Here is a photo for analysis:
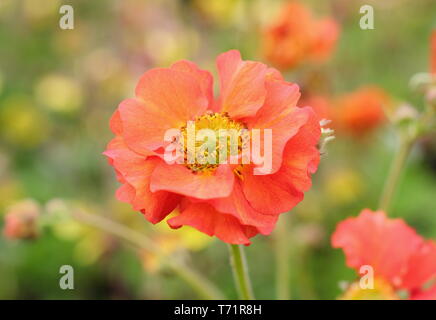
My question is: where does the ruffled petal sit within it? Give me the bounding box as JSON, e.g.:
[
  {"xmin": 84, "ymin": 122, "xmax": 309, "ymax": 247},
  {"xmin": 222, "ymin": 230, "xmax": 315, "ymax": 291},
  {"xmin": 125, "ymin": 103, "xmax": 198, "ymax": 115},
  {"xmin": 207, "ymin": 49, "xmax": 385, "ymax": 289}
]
[
  {"xmin": 150, "ymin": 162, "xmax": 235, "ymax": 200},
  {"xmin": 103, "ymin": 136, "xmax": 180, "ymax": 223},
  {"xmin": 247, "ymin": 89, "xmax": 313, "ymax": 175},
  {"xmin": 216, "ymin": 50, "xmax": 268, "ymax": 119},
  {"xmin": 167, "ymin": 200, "xmax": 258, "ymax": 245},
  {"xmin": 170, "ymin": 60, "xmax": 214, "ymax": 105},
  {"xmin": 249, "ymin": 80, "xmax": 300, "ymax": 125},
  {"xmin": 400, "ymin": 240, "xmax": 436, "ymax": 290},
  {"xmin": 120, "ymin": 67, "xmax": 210, "ymax": 153},
  {"xmin": 332, "ymin": 210, "xmax": 423, "ymax": 286},
  {"xmin": 240, "ymin": 165, "xmax": 304, "ymax": 215},
  {"xmin": 208, "ymin": 179, "xmax": 278, "ymax": 234},
  {"xmin": 241, "ymin": 108, "xmax": 320, "ymax": 214},
  {"xmin": 109, "ymin": 110, "xmax": 123, "ymax": 135},
  {"xmin": 115, "ymin": 183, "xmax": 135, "ymax": 203}
]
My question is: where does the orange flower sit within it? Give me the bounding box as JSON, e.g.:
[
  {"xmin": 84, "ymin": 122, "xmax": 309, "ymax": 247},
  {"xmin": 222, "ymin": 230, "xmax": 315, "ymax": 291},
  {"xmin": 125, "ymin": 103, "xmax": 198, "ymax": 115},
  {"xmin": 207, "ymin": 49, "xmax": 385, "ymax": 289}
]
[
  {"xmin": 262, "ymin": 1, "xmax": 340, "ymax": 71},
  {"xmin": 334, "ymin": 86, "xmax": 389, "ymax": 137},
  {"xmin": 104, "ymin": 50, "xmax": 321, "ymax": 244},
  {"xmin": 332, "ymin": 209, "xmax": 436, "ymax": 300}
]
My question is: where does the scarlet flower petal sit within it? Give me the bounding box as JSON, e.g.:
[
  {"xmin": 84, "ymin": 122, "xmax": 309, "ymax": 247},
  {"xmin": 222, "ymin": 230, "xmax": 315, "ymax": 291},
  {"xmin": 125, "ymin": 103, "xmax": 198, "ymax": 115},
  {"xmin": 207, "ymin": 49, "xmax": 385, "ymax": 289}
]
[
  {"xmin": 216, "ymin": 50, "xmax": 268, "ymax": 119},
  {"xmin": 401, "ymin": 240, "xmax": 436, "ymax": 290},
  {"xmin": 332, "ymin": 210, "xmax": 423, "ymax": 285},
  {"xmin": 208, "ymin": 180, "xmax": 279, "ymax": 234},
  {"xmin": 115, "ymin": 183, "xmax": 135, "ymax": 203},
  {"xmin": 121, "ymin": 67, "xmax": 210, "ymax": 153},
  {"xmin": 104, "ymin": 136, "xmax": 180, "ymax": 223},
  {"xmin": 170, "ymin": 60, "xmax": 214, "ymax": 105},
  {"xmin": 410, "ymin": 285, "xmax": 436, "ymax": 300},
  {"xmin": 251, "ymin": 80, "xmax": 300, "ymax": 123},
  {"xmin": 241, "ymin": 108, "xmax": 320, "ymax": 214},
  {"xmin": 248, "ymin": 94, "xmax": 312, "ymax": 175},
  {"xmin": 167, "ymin": 201, "xmax": 258, "ymax": 245},
  {"xmin": 109, "ymin": 110, "xmax": 123, "ymax": 136},
  {"xmin": 150, "ymin": 162, "xmax": 235, "ymax": 200}
]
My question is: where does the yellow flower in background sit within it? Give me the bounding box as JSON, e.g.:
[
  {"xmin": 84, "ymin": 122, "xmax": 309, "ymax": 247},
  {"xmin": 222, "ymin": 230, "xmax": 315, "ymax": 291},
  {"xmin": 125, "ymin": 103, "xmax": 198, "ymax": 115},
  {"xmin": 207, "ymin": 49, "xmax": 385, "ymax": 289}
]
[
  {"xmin": 340, "ymin": 278, "xmax": 399, "ymax": 300},
  {"xmin": 0, "ymin": 179, "xmax": 23, "ymax": 213},
  {"xmin": 154, "ymin": 212, "xmax": 214, "ymax": 252},
  {"xmin": 193, "ymin": 0, "xmax": 243, "ymax": 27},
  {"xmin": 74, "ymin": 232, "xmax": 107, "ymax": 266},
  {"xmin": 0, "ymin": 95, "xmax": 51, "ymax": 148},
  {"xmin": 52, "ymin": 23, "xmax": 90, "ymax": 57},
  {"xmin": 0, "ymin": 0, "xmax": 14, "ymax": 18},
  {"xmin": 45, "ymin": 199, "xmax": 86, "ymax": 240},
  {"xmin": 82, "ymin": 49, "xmax": 122, "ymax": 82},
  {"xmin": 325, "ymin": 168, "xmax": 364, "ymax": 205},
  {"xmin": 22, "ymin": 0, "xmax": 60, "ymax": 24},
  {"xmin": 35, "ymin": 74, "xmax": 83, "ymax": 114},
  {"xmin": 144, "ymin": 28, "xmax": 200, "ymax": 67},
  {"xmin": 141, "ymin": 210, "xmax": 213, "ymax": 273},
  {"xmin": 45, "ymin": 199, "xmax": 107, "ymax": 266}
]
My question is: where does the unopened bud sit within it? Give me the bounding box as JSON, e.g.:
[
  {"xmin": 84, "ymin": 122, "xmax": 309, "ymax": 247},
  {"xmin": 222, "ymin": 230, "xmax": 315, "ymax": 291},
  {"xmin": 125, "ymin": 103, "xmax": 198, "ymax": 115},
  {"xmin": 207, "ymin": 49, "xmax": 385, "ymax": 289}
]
[
  {"xmin": 391, "ymin": 103, "xmax": 419, "ymax": 125},
  {"xmin": 3, "ymin": 199, "xmax": 40, "ymax": 240},
  {"xmin": 426, "ymin": 86, "xmax": 436, "ymax": 107},
  {"xmin": 319, "ymin": 119, "xmax": 335, "ymax": 155},
  {"xmin": 409, "ymin": 72, "xmax": 433, "ymax": 92}
]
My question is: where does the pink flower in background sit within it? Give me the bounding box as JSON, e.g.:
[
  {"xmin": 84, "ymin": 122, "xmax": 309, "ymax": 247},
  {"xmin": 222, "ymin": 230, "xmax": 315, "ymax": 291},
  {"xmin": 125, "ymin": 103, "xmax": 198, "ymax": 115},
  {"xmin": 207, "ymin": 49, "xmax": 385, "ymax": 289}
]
[{"xmin": 332, "ymin": 209, "xmax": 436, "ymax": 300}]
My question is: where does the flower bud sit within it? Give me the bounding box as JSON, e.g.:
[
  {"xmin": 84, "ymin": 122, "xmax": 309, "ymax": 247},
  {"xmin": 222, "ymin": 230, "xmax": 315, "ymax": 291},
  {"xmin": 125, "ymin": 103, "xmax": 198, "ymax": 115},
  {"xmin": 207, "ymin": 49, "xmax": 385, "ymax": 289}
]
[
  {"xmin": 391, "ymin": 103, "xmax": 419, "ymax": 126},
  {"xmin": 3, "ymin": 199, "xmax": 40, "ymax": 240}
]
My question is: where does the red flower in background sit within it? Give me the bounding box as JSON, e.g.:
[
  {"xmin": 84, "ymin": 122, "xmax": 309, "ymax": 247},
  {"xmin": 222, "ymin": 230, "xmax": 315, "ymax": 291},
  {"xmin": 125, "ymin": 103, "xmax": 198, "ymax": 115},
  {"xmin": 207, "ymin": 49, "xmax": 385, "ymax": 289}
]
[
  {"xmin": 332, "ymin": 209, "xmax": 436, "ymax": 300},
  {"xmin": 262, "ymin": 1, "xmax": 340, "ymax": 71},
  {"xmin": 104, "ymin": 50, "xmax": 321, "ymax": 245},
  {"xmin": 334, "ymin": 86, "xmax": 389, "ymax": 138}
]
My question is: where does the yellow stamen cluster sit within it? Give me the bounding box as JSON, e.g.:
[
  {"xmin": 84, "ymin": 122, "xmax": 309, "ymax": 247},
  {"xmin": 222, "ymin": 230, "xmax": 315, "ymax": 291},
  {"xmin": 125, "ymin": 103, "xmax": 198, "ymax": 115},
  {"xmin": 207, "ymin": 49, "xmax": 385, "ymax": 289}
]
[
  {"xmin": 340, "ymin": 278, "xmax": 399, "ymax": 300},
  {"xmin": 178, "ymin": 112, "xmax": 248, "ymax": 174}
]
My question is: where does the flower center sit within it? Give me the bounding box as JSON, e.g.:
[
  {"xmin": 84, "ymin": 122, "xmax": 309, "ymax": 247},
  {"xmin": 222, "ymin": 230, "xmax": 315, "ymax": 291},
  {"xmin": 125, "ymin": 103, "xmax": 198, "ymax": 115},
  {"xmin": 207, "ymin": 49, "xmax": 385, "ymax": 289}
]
[
  {"xmin": 178, "ymin": 112, "xmax": 248, "ymax": 173},
  {"xmin": 340, "ymin": 278, "xmax": 399, "ymax": 300}
]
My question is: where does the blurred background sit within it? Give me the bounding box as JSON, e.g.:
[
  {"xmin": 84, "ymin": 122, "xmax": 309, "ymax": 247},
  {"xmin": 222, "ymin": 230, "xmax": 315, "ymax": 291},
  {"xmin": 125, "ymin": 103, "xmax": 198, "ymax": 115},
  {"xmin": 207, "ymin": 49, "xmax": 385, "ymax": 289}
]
[{"xmin": 0, "ymin": 0, "xmax": 435, "ymax": 299}]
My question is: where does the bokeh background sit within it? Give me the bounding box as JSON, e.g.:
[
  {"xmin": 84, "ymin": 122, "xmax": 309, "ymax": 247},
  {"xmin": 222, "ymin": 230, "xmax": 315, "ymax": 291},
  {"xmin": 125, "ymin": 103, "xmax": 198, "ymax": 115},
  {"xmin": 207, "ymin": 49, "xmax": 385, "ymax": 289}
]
[{"xmin": 0, "ymin": 0, "xmax": 435, "ymax": 299}]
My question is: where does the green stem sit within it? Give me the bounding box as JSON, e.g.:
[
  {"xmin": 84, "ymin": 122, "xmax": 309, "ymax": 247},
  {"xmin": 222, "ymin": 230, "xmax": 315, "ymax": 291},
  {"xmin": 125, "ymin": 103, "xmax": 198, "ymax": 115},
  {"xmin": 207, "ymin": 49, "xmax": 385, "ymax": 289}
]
[
  {"xmin": 274, "ymin": 217, "xmax": 291, "ymax": 300},
  {"xmin": 378, "ymin": 137, "xmax": 414, "ymax": 212},
  {"xmin": 228, "ymin": 244, "xmax": 255, "ymax": 300},
  {"xmin": 73, "ymin": 209, "xmax": 225, "ymax": 300}
]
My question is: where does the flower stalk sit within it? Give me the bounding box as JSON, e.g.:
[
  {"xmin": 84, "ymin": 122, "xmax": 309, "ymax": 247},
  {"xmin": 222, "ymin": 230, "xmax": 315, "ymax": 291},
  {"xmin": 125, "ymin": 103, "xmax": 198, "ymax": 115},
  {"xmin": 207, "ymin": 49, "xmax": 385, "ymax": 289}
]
[
  {"xmin": 274, "ymin": 216, "xmax": 291, "ymax": 300},
  {"xmin": 228, "ymin": 244, "xmax": 255, "ymax": 300},
  {"xmin": 378, "ymin": 136, "xmax": 414, "ymax": 212},
  {"xmin": 73, "ymin": 209, "xmax": 225, "ymax": 300}
]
